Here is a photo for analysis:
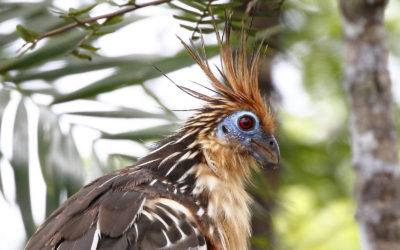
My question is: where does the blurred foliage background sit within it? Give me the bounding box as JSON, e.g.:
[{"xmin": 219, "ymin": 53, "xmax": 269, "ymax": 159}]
[{"xmin": 1, "ymin": 0, "xmax": 400, "ymax": 249}]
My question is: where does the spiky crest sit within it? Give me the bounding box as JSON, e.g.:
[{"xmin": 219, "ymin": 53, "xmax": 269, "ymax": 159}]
[{"xmin": 177, "ymin": 19, "xmax": 275, "ymax": 134}]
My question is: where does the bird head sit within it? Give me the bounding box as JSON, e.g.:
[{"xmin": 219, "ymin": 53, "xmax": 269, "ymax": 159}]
[
  {"xmin": 178, "ymin": 22, "xmax": 279, "ymax": 175},
  {"xmin": 215, "ymin": 109, "xmax": 279, "ymax": 167}
]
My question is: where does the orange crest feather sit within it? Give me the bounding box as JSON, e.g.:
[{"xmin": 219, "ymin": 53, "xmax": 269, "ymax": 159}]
[{"xmin": 178, "ymin": 21, "xmax": 275, "ymax": 134}]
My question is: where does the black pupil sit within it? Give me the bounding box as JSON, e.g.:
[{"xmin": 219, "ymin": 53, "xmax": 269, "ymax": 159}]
[{"xmin": 239, "ymin": 116, "xmax": 253, "ymax": 129}]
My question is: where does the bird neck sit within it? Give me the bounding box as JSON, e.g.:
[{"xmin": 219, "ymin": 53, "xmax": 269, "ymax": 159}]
[
  {"xmin": 194, "ymin": 134, "xmax": 255, "ymax": 250},
  {"xmin": 135, "ymin": 128, "xmax": 254, "ymax": 250}
]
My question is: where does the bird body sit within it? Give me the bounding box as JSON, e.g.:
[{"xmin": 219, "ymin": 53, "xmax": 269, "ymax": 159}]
[{"xmin": 26, "ymin": 23, "xmax": 279, "ymax": 250}]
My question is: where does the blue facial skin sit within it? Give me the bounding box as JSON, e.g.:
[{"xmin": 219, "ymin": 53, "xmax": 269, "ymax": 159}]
[{"xmin": 216, "ymin": 110, "xmax": 279, "ymax": 166}]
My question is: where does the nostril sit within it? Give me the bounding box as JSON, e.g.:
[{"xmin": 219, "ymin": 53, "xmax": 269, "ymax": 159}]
[
  {"xmin": 269, "ymin": 140, "xmax": 275, "ymax": 147},
  {"xmin": 222, "ymin": 125, "xmax": 229, "ymax": 134}
]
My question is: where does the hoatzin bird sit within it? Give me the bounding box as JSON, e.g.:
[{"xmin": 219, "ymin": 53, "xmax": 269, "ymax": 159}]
[{"xmin": 26, "ymin": 23, "xmax": 279, "ymax": 250}]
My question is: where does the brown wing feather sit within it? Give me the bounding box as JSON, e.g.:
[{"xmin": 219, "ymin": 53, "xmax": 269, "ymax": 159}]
[
  {"xmin": 26, "ymin": 167, "xmax": 208, "ymax": 250},
  {"xmin": 25, "ymin": 169, "xmax": 149, "ymax": 250},
  {"xmin": 132, "ymin": 203, "xmax": 206, "ymax": 250},
  {"xmin": 57, "ymin": 226, "xmax": 97, "ymax": 250},
  {"xmin": 25, "ymin": 173, "xmax": 115, "ymax": 250}
]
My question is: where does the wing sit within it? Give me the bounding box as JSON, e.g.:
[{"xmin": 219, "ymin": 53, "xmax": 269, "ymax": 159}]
[
  {"xmin": 94, "ymin": 199, "xmax": 207, "ymax": 250},
  {"xmin": 25, "ymin": 168, "xmax": 207, "ymax": 250}
]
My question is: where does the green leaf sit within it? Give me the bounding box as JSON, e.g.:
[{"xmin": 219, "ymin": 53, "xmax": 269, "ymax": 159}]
[
  {"xmin": 180, "ymin": 24, "xmax": 215, "ymax": 33},
  {"xmin": 92, "ymin": 30, "xmax": 115, "ymax": 36},
  {"xmin": 51, "ymin": 45, "xmax": 219, "ymax": 104},
  {"xmin": 11, "ymin": 99, "xmax": 29, "ymax": 180},
  {"xmin": 68, "ymin": 3, "xmax": 98, "ymax": 17},
  {"xmin": 65, "ymin": 108, "xmax": 173, "ymax": 120},
  {"xmin": 6, "ymin": 55, "xmax": 151, "ymax": 83},
  {"xmin": 88, "ymin": 149, "xmax": 107, "ymax": 180},
  {"xmin": 0, "ymin": 7, "xmax": 64, "ymax": 48},
  {"xmin": 51, "ymin": 65, "xmax": 148, "ymax": 103},
  {"xmin": 0, "ymin": 2, "xmax": 46, "ymax": 24},
  {"xmin": 72, "ymin": 49, "xmax": 92, "ymax": 61},
  {"xmin": 37, "ymin": 107, "xmax": 57, "ymax": 216},
  {"xmin": 173, "ymin": 14, "xmax": 200, "ymax": 23},
  {"xmin": 173, "ymin": 14, "xmax": 223, "ymax": 25},
  {"xmin": 38, "ymin": 107, "xmax": 84, "ymax": 216},
  {"xmin": 16, "ymin": 24, "xmax": 39, "ymax": 42},
  {"xmin": 101, "ymin": 124, "xmax": 178, "ymax": 141},
  {"xmin": 103, "ymin": 15, "xmax": 124, "ymax": 26},
  {"xmin": 179, "ymin": 0, "xmax": 208, "ymax": 11},
  {"xmin": 168, "ymin": 2, "xmax": 201, "ymax": 16},
  {"xmin": 0, "ymin": 89, "xmax": 10, "ymax": 194},
  {"xmin": 1, "ymin": 14, "xmax": 143, "ymax": 75},
  {"xmin": 0, "ymin": 30, "xmax": 87, "ymax": 74},
  {"xmin": 80, "ymin": 44, "xmax": 100, "ymax": 52},
  {"xmin": 19, "ymin": 87, "xmax": 58, "ymax": 97},
  {"xmin": 10, "ymin": 99, "xmax": 36, "ymax": 237}
]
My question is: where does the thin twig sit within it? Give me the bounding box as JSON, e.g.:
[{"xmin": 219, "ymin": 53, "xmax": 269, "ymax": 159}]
[{"xmin": 24, "ymin": 0, "xmax": 171, "ymax": 46}]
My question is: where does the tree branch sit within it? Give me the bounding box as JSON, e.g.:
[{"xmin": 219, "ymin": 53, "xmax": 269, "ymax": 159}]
[
  {"xmin": 339, "ymin": 0, "xmax": 400, "ymax": 249},
  {"xmin": 22, "ymin": 0, "xmax": 171, "ymax": 51}
]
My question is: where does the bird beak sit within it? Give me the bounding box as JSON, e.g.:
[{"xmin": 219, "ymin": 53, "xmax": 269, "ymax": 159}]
[{"xmin": 250, "ymin": 135, "xmax": 280, "ymax": 167}]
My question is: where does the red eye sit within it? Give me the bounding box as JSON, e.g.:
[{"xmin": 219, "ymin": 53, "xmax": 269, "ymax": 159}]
[{"xmin": 238, "ymin": 115, "xmax": 254, "ymax": 130}]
